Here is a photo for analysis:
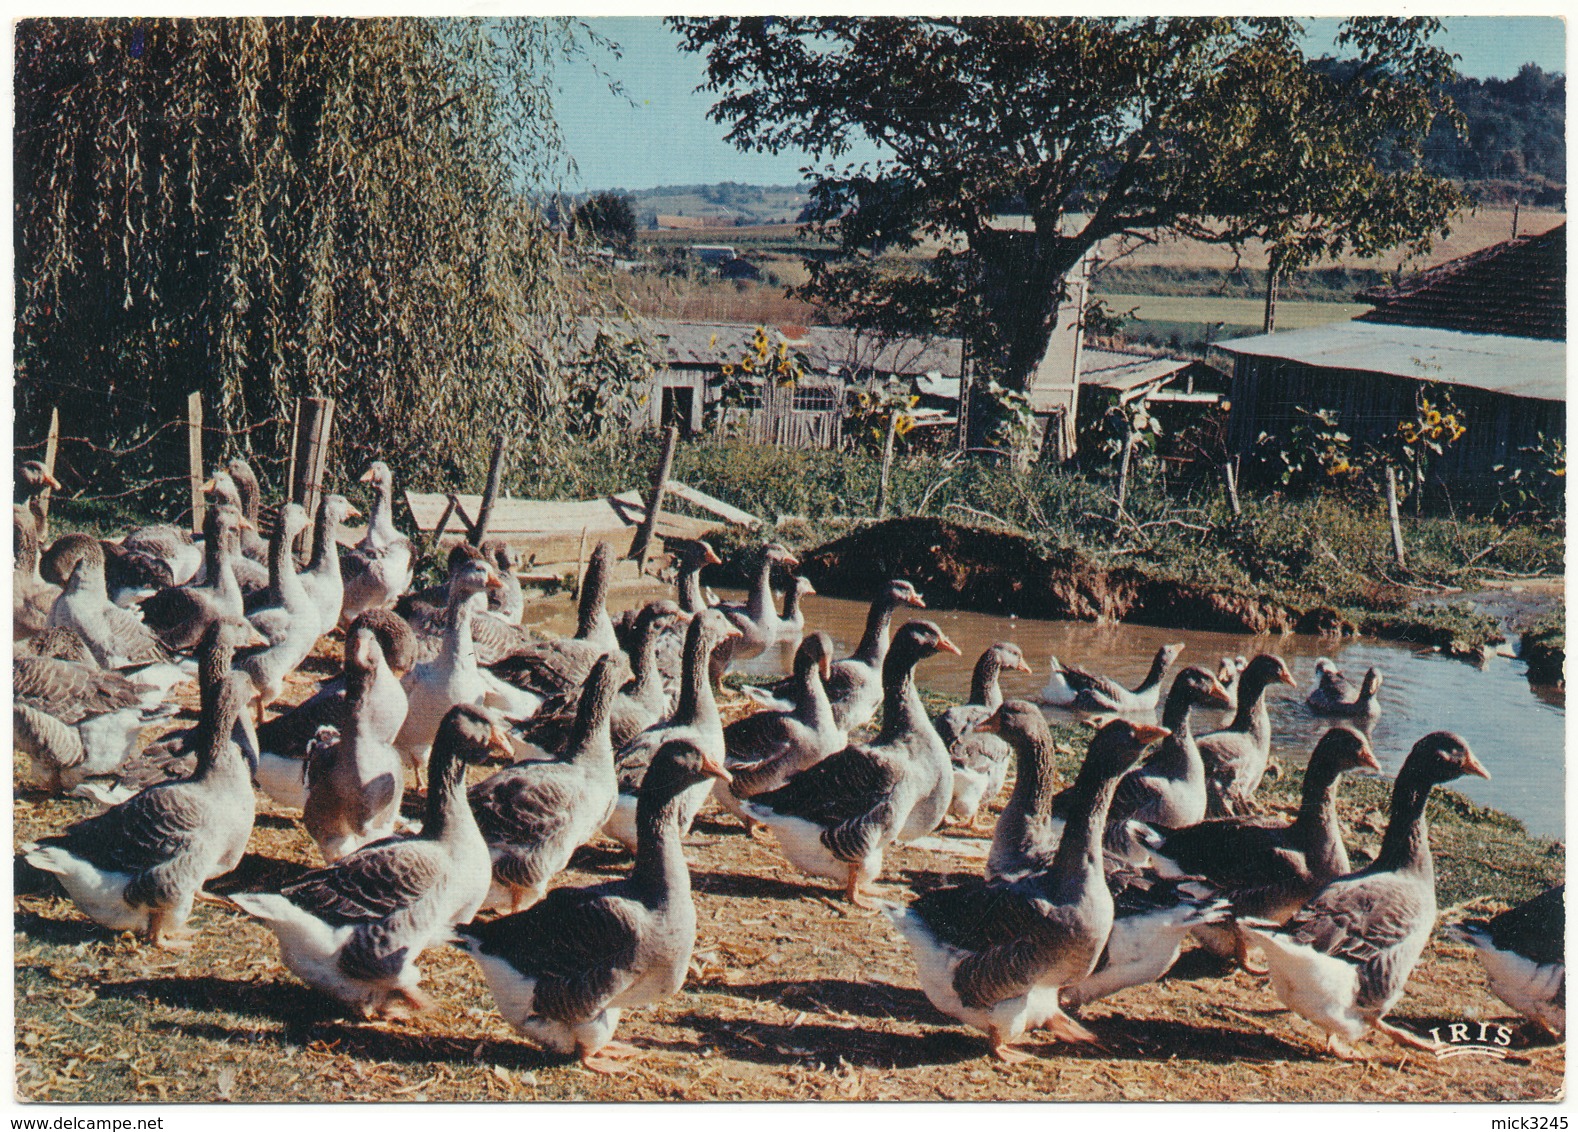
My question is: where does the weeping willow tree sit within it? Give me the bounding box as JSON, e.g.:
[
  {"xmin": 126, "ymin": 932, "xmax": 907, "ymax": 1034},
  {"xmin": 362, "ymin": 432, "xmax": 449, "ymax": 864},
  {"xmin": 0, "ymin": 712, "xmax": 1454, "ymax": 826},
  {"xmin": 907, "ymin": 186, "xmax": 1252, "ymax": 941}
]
[{"xmin": 15, "ymin": 17, "xmax": 609, "ymax": 503}]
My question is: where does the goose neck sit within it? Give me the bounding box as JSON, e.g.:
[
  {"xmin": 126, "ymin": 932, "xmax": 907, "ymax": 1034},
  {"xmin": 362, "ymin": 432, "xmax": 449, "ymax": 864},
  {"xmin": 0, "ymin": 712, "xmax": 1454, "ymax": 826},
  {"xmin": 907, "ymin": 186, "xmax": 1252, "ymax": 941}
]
[
  {"xmin": 630, "ymin": 789, "xmax": 692, "ymax": 903},
  {"xmin": 1290, "ymin": 758, "xmax": 1351, "ymax": 876},
  {"xmin": 678, "ymin": 566, "xmax": 706, "ymax": 614},
  {"xmin": 969, "ymin": 657, "xmax": 1003, "ymax": 710},
  {"xmin": 1136, "ymin": 651, "xmax": 1171, "ymax": 694},
  {"xmin": 1374, "ymin": 772, "xmax": 1435, "ymax": 876},
  {"xmin": 674, "ymin": 631, "xmax": 720, "ymax": 729},
  {"xmin": 747, "ymin": 555, "xmax": 774, "ymax": 619},
  {"xmin": 422, "ymin": 744, "xmax": 478, "ymax": 844},
  {"xmin": 441, "ymin": 592, "xmax": 481, "ymax": 670},
  {"xmin": 368, "ymin": 481, "xmax": 396, "ymax": 542},
  {"xmin": 875, "ymin": 651, "xmax": 925, "ymax": 744},
  {"xmin": 1043, "ymin": 767, "xmax": 1123, "ymax": 894},
  {"xmin": 854, "ymin": 598, "xmax": 896, "ymax": 665}
]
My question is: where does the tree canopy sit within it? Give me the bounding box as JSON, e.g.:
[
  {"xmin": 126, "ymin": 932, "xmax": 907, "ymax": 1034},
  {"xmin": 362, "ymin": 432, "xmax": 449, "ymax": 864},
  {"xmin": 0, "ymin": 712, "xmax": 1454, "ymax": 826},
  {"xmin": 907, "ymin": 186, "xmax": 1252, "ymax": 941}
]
[
  {"xmin": 670, "ymin": 17, "xmax": 1467, "ymax": 410},
  {"xmin": 573, "ymin": 191, "xmax": 640, "ymax": 253},
  {"xmin": 15, "ymin": 17, "xmax": 606, "ymax": 500}
]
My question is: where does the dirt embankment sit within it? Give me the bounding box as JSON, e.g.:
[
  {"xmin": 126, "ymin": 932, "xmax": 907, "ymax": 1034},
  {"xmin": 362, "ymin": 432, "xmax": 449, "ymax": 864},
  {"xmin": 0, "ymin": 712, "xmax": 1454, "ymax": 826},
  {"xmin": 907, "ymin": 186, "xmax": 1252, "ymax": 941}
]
[{"xmin": 799, "ymin": 517, "xmax": 1299, "ymax": 635}]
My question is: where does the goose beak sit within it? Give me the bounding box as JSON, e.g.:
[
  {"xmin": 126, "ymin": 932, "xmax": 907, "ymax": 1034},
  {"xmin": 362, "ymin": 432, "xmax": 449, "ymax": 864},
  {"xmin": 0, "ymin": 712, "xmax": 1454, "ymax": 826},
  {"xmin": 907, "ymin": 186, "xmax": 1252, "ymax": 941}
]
[
  {"xmin": 488, "ymin": 722, "xmax": 515, "ymax": 760},
  {"xmin": 1356, "ymin": 740, "xmax": 1382, "ymax": 772},
  {"xmin": 1462, "ymin": 748, "xmax": 1492, "ymax": 780},
  {"xmin": 1206, "ymin": 679, "xmax": 1234, "ymax": 708},
  {"xmin": 200, "ymin": 478, "xmax": 217, "ymax": 494},
  {"xmin": 819, "ymin": 654, "xmax": 833, "ymax": 681},
  {"xmin": 936, "ymin": 634, "xmax": 962, "ymax": 656},
  {"xmin": 1013, "ymin": 658, "xmax": 1034, "ymax": 674},
  {"xmin": 704, "ymin": 547, "xmax": 723, "ymax": 566},
  {"xmin": 701, "ymin": 752, "xmax": 733, "ymax": 784},
  {"xmin": 725, "ymin": 625, "xmax": 744, "ymax": 640},
  {"xmin": 343, "ymin": 505, "xmax": 362, "ymax": 519},
  {"xmin": 803, "ymin": 580, "xmax": 817, "ymax": 595},
  {"xmin": 906, "ymin": 592, "xmax": 927, "ymax": 608},
  {"xmin": 242, "ymin": 623, "xmax": 269, "ymax": 649},
  {"xmin": 1279, "ymin": 670, "xmax": 1297, "ymax": 687},
  {"xmin": 974, "ymin": 708, "xmax": 1004, "ymax": 735},
  {"xmin": 237, "ymin": 516, "xmax": 255, "ymax": 531},
  {"xmin": 43, "ymin": 472, "xmax": 62, "ymax": 490},
  {"xmin": 484, "ymin": 569, "xmax": 504, "ymax": 590},
  {"xmin": 781, "ymin": 554, "xmax": 801, "ymax": 571},
  {"xmin": 1132, "ymin": 724, "xmax": 1172, "ymax": 747},
  {"xmin": 359, "ymin": 468, "xmax": 377, "ymax": 484}
]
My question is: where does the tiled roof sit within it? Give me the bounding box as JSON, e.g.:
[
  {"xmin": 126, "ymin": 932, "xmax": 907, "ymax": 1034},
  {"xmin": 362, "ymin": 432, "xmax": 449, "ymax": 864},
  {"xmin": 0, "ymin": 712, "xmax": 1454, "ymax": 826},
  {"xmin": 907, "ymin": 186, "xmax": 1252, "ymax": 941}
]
[{"xmin": 1358, "ymin": 224, "xmax": 1565, "ymax": 341}]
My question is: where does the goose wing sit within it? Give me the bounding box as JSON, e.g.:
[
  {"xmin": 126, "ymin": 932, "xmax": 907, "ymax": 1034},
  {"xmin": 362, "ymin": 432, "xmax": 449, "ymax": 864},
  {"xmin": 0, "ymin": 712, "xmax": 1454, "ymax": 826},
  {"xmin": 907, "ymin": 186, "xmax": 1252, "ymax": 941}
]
[
  {"xmin": 1479, "ymin": 885, "xmax": 1564, "ymax": 966},
  {"xmin": 489, "ymin": 642, "xmax": 622, "ymax": 700},
  {"xmin": 100, "ymin": 604, "xmax": 173, "ymax": 665},
  {"xmin": 36, "ymin": 782, "xmax": 205, "ymax": 875},
  {"xmin": 469, "ymin": 764, "xmax": 579, "ymax": 848},
  {"xmin": 1278, "ymin": 872, "xmax": 1432, "ymax": 1002},
  {"xmin": 934, "ymin": 703, "xmax": 990, "ymax": 749},
  {"xmin": 279, "ymin": 838, "xmax": 445, "ymax": 926},
  {"xmin": 1058, "ymin": 661, "xmax": 1121, "ymax": 699},
  {"xmin": 469, "ymin": 614, "xmax": 537, "ymax": 668},
  {"xmin": 907, "ymin": 879, "xmax": 1070, "ymax": 1008},
  {"xmin": 749, "ymin": 745, "xmax": 901, "ymax": 825},
  {"xmin": 15, "ymin": 656, "xmax": 152, "ymax": 724},
  {"xmin": 465, "ymin": 886, "xmax": 644, "ymax": 1023},
  {"xmin": 137, "ymin": 585, "xmax": 216, "ymax": 645},
  {"xmin": 257, "ymin": 683, "xmax": 348, "ymax": 757}
]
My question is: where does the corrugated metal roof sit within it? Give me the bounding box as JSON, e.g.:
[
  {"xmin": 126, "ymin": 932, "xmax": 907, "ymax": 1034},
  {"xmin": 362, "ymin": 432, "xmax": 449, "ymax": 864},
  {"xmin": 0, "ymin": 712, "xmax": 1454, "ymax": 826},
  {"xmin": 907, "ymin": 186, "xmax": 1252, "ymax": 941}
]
[
  {"xmin": 1214, "ymin": 322, "xmax": 1566, "ymax": 403},
  {"xmin": 1079, "ymin": 348, "xmax": 1197, "ymax": 391}
]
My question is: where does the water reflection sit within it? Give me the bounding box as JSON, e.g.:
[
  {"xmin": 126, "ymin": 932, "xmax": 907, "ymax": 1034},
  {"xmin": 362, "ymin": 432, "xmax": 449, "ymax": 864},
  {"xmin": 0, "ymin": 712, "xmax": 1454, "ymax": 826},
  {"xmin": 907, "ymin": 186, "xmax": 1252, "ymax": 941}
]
[{"xmin": 532, "ymin": 586, "xmax": 1566, "ymax": 840}]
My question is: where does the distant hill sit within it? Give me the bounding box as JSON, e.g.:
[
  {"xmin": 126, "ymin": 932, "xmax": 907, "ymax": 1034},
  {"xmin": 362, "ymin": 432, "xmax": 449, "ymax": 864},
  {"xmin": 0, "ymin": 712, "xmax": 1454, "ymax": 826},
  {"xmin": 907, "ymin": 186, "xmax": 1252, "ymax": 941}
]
[{"xmin": 589, "ymin": 182, "xmax": 810, "ymax": 228}]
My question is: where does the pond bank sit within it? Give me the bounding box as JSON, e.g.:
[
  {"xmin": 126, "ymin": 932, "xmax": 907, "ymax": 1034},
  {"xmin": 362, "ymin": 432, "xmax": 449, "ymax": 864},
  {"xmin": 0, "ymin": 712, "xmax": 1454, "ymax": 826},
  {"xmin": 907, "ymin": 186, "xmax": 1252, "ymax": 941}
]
[{"xmin": 794, "ymin": 517, "xmax": 1555, "ymax": 661}]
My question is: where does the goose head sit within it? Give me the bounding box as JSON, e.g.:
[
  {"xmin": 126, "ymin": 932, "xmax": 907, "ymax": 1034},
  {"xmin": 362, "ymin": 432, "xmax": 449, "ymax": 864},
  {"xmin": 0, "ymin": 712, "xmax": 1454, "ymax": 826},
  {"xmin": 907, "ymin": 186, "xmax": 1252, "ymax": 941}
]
[
  {"xmin": 348, "ymin": 607, "xmax": 419, "ymax": 676},
  {"xmin": 885, "ymin": 579, "xmax": 926, "ymax": 610},
  {"xmin": 40, "ymin": 532, "xmax": 100, "ymax": 587},
  {"xmin": 1171, "ymin": 665, "xmax": 1234, "ymax": 710},
  {"xmin": 1241, "ymin": 653, "xmax": 1297, "ymax": 694},
  {"xmin": 480, "ymin": 538, "xmax": 519, "ymax": 575},
  {"xmin": 794, "ymin": 631, "xmax": 837, "ymax": 682},
  {"xmin": 975, "ymin": 698, "xmax": 1054, "ymax": 746},
  {"xmin": 1082, "ymin": 717, "xmax": 1172, "ymax": 779},
  {"xmin": 202, "ymin": 469, "xmax": 243, "ymax": 511},
  {"xmin": 345, "ymin": 622, "xmax": 388, "ymax": 678},
  {"xmin": 1401, "ymin": 731, "xmax": 1490, "ymax": 786},
  {"xmin": 318, "ymin": 493, "xmax": 360, "ymax": 527},
  {"xmin": 645, "ymin": 737, "xmax": 733, "ymax": 796},
  {"xmin": 680, "ymin": 540, "xmax": 723, "ymax": 569},
  {"xmin": 987, "ymin": 641, "xmax": 1033, "ymax": 676},
  {"xmin": 18, "ymin": 459, "xmax": 62, "ymax": 496},
  {"xmin": 430, "ymin": 703, "xmax": 514, "ymax": 785},
  {"xmin": 1309, "ymin": 726, "xmax": 1381, "ymax": 776},
  {"xmin": 1359, "ymin": 667, "xmax": 1384, "ymax": 699},
  {"xmin": 1156, "ymin": 642, "xmax": 1186, "ymax": 669},
  {"xmin": 762, "ymin": 542, "xmax": 800, "ymax": 572},
  {"xmin": 890, "ymin": 620, "xmax": 961, "ymax": 665},
  {"xmin": 358, "ymin": 461, "xmax": 395, "ymax": 491}
]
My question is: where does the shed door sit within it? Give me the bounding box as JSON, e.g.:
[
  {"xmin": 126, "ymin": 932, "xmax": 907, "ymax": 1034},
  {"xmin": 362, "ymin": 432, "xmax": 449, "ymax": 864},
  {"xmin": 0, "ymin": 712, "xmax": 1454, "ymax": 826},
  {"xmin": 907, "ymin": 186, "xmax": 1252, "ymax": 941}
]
[{"xmin": 661, "ymin": 386, "xmax": 696, "ymax": 438}]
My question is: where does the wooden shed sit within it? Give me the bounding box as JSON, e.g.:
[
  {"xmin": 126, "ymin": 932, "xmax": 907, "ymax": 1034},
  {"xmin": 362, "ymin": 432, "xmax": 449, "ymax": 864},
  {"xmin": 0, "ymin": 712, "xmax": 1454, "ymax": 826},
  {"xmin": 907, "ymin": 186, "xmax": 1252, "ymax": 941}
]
[{"xmin": 1214, "ymin": 225, "xmax": 1566, "ymax": 493}]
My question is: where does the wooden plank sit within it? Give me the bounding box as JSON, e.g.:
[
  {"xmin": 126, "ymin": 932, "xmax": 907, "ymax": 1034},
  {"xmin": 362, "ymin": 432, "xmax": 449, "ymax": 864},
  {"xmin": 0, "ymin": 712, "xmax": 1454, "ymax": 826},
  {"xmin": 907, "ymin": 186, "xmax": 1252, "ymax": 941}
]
[
  {"xmin": 629, "ymin": 424, "xmax": 679, "ymax": 566},
  {"xmin": 187, "ymin": 392, "xmax": 205, "ymax": 536},
  {"xmin": 665, "ymin": 481, "xmax": 762, "ymax": 528},
  {"xmin": 470, "ymin": 433, "xmax": 510, "ymax": 542},
  {"xmin": 40, "ymin": 406, "xmax": 60, "ymax": 529}
]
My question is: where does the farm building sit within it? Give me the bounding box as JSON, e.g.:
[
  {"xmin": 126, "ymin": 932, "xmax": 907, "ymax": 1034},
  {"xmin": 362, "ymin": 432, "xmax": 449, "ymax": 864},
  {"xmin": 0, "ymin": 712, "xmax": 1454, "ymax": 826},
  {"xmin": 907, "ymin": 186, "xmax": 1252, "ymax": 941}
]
[
  {"xmin": 1214, "ymin": 225, "xmax": 1566, "ymax": 491},
  {"xmin": 587, "ymin": 314, "xmax": 1212, "ymax": 455}
]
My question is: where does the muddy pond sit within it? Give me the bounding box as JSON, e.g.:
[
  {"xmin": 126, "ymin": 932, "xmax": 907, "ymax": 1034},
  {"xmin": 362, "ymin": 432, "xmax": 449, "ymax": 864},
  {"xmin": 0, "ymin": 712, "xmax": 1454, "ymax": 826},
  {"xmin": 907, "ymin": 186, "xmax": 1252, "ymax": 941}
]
[{"xmin": 533, "ymin": 587, "xmax": 1566, "ymax": 840}]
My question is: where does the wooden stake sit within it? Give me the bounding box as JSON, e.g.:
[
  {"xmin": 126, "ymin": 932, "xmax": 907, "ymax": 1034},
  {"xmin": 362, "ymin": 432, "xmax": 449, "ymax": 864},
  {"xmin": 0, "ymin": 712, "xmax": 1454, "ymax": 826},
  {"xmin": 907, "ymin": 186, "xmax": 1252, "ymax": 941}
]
[
  {"xmin": 288, "ymin": 397, "xmax": 335, "ymax": 556},
  {"xmin": 1112, "ymin": 416, "xmax": 1134, "ymax": 522},
  {"xmin": 39, "ymin": 406, "xmax": 60, "ymax": 531},
  {"xmin": 470, "ymin": 433, "xmax": 510, "ymax": 543},
  {"xmin": 876, "ymin": 410, "xmax": 899, "ymax": 518},
  {"xmin": 428, "ymin": 494, "xmax": 459, "ymax": 554},
  {"xmin": 187, "ymin": 392, "xmax": 205, "ymax": 536},
  {"xmin": 575, "ymin": 525, "xmax": 590, "ymax": 596},
  {"xmin": 629, "ymin": 424, "xmax": 679, "ymax": 569},
  {"xmin": 1222, "ymin": 459, "xmax": 1241, "ymax": 518},
  {"xmin": 1386, "ymin": 465, "xmax": 1408, "ymax": 568}
]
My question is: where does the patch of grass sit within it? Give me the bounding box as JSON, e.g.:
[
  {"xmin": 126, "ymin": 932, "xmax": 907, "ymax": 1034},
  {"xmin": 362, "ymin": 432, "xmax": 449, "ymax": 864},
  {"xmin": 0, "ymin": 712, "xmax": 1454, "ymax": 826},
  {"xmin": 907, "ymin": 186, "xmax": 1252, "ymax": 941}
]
[{"xmin": 1519, "ymin": 610, "xmax": 1566, "ymax": 684}]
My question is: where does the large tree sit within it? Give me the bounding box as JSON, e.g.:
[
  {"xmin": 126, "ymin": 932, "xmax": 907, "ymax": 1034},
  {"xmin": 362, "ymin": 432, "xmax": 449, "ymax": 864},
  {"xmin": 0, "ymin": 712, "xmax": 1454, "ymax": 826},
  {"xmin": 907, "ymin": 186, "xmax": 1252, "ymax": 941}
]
[
  {"xmin": 671, "ymin": 17, "xmax": 1465, "ymax": 403},
  {"xmin": 15, "ymin": 17, "xmax": 603, "ymax": 500}
]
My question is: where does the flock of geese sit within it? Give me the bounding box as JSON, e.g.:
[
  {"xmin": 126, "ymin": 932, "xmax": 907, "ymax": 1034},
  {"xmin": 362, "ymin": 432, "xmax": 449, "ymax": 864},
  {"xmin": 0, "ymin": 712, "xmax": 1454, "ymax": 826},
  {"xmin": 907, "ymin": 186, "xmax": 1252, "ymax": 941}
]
[{"xmin": 12, "ymin": 455, "xmax": 1565, "ymax": 1075}]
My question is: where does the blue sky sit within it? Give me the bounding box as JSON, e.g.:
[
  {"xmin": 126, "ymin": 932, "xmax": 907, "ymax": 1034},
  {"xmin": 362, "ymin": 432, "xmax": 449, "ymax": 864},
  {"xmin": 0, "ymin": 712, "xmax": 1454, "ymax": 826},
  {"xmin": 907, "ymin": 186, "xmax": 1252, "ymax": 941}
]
[{"xmin": 551, "ymin": 16, "xmax": 1567, "ymax": 193}]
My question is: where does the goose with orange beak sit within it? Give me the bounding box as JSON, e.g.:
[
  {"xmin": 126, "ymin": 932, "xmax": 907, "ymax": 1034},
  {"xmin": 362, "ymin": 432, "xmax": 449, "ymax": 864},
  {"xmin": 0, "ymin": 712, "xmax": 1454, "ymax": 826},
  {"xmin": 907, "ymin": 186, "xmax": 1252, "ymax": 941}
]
[
  {"xmin": 741, "ymin": 620, "xmax": 962, "ymax": 907},
  {"xmin": 1240, "ymin": 731, "xmax": 1491, "ymax": 1059},
  {"xmin": 880, "ymin": 713, "xmax": 1171, "ymax": 1062}
]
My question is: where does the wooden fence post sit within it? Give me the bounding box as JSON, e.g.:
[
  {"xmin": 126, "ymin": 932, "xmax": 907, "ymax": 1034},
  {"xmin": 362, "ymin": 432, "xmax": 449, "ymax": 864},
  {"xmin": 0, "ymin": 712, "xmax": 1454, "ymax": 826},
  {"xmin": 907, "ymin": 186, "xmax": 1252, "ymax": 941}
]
[
  {"xmin": 1112, "ymin": 416, "xmax": 1134, "ymax": 522},
  {"xmin": 288, "ymin": 396, "xmax": 335, "ymax": 556},
  {"xmin": 1222, "ymin": 459, "xmax": 1241, "ymax": 518},
  {"xmin": 39, "ymin": 406, "xmax": 60, "ymax": 532},
  {"xmin": 876, "ymin": 410, "xmax": 899, "ymax": 519},
  {"xmin": 470, "ymin": 433, "xmax": 510, "ymax": 543},
  {"xmin": 187, "ymin": 392, "xmax": 206, "ymax": 536},
  {"xmin": 1385, "ymin": 466, "xmax": 1408, "ymax": 568},
  {"xmin": 629, "ymin": 425, "xmax": 679, "ymax": 570}
]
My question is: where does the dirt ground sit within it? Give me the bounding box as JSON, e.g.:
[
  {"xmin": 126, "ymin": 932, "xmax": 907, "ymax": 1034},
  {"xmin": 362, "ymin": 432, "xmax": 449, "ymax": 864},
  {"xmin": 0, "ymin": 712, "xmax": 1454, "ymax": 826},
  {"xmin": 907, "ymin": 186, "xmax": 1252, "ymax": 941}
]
[{"xmin": 12, "ymin": 638, "xmax": 1566, "ymax": 1104}]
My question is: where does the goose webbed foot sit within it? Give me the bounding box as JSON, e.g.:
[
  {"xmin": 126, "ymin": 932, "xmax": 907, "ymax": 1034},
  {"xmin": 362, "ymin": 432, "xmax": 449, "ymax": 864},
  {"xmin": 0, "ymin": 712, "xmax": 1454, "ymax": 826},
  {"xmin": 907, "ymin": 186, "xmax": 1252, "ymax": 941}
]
[
  {"xmin": 375, "ymin": 986, "xmax": 434, "ymax": 1019},
  {"xmin": 580, "ymin": 1040, "xmax": 642, "ymax": 1075},
  {"xmin": 1040, "ymin": 1009, "xmax": 1102, "ymax": 1046},
  {"xmin": 1234, "ymin": 932, "xmax": 1269, "ymax": 977},
  {"xmin": 146, "ymin": 912, "xmax": 195, "ymax": 951},
  {"xmin": 1325, "ymin": 1034, "xmax": 1368, "ymax": 1061},
  {"xmin": 1373, "ymin": 1018, "xmax": 1442, "ymax": 1054},
  {"xmin": 988, "ymin": 1027, "xmax": 1034, "ymax": 1064}
]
